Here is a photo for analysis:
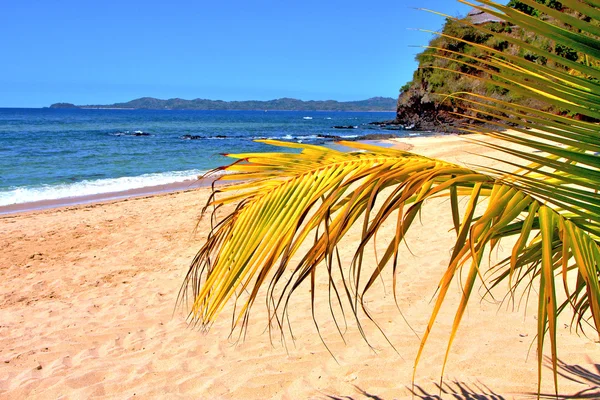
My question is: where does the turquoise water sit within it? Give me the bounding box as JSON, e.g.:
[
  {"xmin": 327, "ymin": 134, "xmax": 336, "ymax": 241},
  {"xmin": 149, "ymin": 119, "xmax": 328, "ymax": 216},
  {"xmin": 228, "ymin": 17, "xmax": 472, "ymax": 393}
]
[{"xmin": 0, "ymin": 108, "xmax": 403, "ymax": 205}]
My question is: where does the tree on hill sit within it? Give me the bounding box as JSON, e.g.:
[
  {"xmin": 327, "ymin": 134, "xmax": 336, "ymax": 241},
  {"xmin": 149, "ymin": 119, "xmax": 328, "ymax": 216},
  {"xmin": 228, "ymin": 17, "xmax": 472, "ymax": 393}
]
[
  {"xmin": 508, "ymin": 0, "xmax": 563, "ymax": 16},
  {"xmin": 395, "ymin": 0, "xmax": 597, "ymax": 130}
]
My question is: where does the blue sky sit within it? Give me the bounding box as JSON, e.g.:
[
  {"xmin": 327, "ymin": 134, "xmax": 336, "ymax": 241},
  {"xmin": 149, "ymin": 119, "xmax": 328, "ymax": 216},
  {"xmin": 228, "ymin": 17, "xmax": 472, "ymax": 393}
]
[{"xmin": 1, "ymin": 1, "xmax": 472, "ymax": 107}]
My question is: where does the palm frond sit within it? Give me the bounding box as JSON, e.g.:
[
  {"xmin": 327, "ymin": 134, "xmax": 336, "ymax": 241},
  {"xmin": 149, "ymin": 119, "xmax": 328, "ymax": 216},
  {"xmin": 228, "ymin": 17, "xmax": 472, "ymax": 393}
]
[
  {"xmin": 180, "ymin": 0, "xmax": 600, "ymax": 395},
  {"xmin": 179, "ymin": 141, "xmax": 492, "ymax": 330}
]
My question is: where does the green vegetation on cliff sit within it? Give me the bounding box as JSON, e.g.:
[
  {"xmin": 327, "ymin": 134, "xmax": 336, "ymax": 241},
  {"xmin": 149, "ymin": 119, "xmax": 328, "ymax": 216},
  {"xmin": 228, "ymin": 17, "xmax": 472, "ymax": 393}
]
[{"xmin": 396, "ymin": 0, "xmax": 597, "ymax": 130}]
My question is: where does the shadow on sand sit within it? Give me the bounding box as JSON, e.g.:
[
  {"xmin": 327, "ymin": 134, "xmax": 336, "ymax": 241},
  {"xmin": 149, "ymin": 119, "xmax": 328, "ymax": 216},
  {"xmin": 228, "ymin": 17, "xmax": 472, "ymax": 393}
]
[
  {"xmin": 408, "ymin": 381, "xmax": 505, "ymax": 400},
  {"xmin": 324, "ymin": 358, "xmax": 599, "ymax": 400},
  {"xmin": 534, "ymin": 357, "xmax": 600, "ymax": 399},
  {"xmin": 325, "ymin": 382, "xmax": 503, "ymax": 400},
  {"xmin": 325, "ymin": 385, "xmax": 384, "ymax": 400}
]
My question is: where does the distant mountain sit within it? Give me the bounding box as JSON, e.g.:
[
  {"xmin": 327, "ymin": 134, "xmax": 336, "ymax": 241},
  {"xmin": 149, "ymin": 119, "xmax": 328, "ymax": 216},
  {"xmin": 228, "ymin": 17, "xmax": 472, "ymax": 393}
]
[
  {"xmin": 49, "ymin": 102, "xmax": 79, "ymax": 109},
  {"xmin": 50, "ymin": 97, "xmax": 397, "ymax": 111}
]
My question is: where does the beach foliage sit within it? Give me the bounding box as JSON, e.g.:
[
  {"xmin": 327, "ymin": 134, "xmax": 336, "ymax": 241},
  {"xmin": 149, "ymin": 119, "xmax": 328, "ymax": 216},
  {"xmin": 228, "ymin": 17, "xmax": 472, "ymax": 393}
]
[
  {"xmin": 398, "ymin": 0, "xmax": 599, "ymax": 130},
  {"xmin": 180, "ymin": 0, "xmax": 600, "ymax": 395}
]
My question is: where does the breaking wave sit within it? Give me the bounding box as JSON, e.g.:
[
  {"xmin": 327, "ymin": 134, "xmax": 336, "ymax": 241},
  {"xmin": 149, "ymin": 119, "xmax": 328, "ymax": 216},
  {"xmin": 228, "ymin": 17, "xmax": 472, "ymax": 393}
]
[{"xmin": 0, "ymin": 169, "xmax": 207, "ymax": 206}]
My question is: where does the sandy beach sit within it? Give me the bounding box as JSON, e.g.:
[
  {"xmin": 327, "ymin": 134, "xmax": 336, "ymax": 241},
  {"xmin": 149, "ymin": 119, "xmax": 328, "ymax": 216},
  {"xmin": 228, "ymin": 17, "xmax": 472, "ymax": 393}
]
[{"xmin": 1, "ymin": 134, "xmax": 599, "ymax": 399}]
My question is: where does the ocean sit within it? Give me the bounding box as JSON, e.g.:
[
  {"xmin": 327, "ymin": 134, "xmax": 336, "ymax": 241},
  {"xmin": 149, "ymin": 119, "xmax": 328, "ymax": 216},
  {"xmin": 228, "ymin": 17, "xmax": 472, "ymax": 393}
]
[{"xmin": 0, "ymin": 108, "xmax": 410, "ymax": 209}]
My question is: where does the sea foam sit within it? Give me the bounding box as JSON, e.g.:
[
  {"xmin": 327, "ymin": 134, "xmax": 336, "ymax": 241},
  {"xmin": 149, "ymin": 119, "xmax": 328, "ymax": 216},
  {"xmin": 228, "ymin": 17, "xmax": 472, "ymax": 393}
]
[{"xmin": 0, "ymin": 169, "xmax": 207, "ymax": 206}]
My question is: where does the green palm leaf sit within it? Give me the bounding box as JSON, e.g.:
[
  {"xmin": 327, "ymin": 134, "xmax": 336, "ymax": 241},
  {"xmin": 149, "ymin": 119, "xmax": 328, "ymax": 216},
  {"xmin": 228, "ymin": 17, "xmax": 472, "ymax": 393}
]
[{"xmin": 180, "ymin": 0, "xmax": 600, "ymax": 395}]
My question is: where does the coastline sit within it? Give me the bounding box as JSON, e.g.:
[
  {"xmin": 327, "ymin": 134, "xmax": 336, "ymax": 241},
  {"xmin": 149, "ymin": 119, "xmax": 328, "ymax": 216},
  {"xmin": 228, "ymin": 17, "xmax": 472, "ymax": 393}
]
[
  {"xmin": 0, "ymin": 138, "xmax": 416, "ymax": 217},
  {"xmin": 71, "ymin": 108, "xmax": 396, "ymax": 112},
  {"xmin": 0, "ymin": 178, "xmax": 212, "ymax": 216},
  {"xmin": 1, "ymin": 132, "xmax": 598, "ymax": 398}
]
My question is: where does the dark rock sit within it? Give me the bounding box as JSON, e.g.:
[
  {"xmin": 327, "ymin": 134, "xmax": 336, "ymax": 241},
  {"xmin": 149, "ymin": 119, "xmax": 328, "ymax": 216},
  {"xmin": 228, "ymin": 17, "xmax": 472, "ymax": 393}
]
[
  {"xmin": 359, "ymin": 133, "xmax": 401, "ymax": 140},
  {"xmin": 368, "ymin": 120, "xmax": 397, "ymax": 126},
  {"xmin": 395, "ymin": 88, "xmax": 462, "ymax": 133},
  {"xmin": 332, "ymin": 125, "xmax": 358, "ymax": 129},
  {"xmin": 318, "ymin": 133, "xmax": 401, "ymax": 142},
  {"xmin": 132, "ymin": 131, "xmax": 151, "ymax": 136},
  {"xmin": 181, "ymin": 135, "xmax": 203, "ymax": 140},
  {"xmin": 318, "ymin": 134, "xmax": 344, "ymax": 140},
  {"xmin": 366, "ymin": 120, "xmax": 404, "ymax": 131}
]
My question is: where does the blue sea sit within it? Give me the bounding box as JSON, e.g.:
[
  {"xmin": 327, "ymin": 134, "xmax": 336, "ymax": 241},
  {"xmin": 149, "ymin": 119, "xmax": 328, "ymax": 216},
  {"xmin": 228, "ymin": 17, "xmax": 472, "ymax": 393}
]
[{"xmin": 0, "ymin": 108, "xmax": 410, "ymax": 207}]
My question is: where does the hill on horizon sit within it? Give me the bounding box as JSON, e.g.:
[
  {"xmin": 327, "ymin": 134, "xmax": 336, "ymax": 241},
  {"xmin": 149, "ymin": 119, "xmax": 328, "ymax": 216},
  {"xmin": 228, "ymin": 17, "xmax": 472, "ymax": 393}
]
[{"xmin": 50, "ymin": 96, "xmax": 397, "ymax": 112}]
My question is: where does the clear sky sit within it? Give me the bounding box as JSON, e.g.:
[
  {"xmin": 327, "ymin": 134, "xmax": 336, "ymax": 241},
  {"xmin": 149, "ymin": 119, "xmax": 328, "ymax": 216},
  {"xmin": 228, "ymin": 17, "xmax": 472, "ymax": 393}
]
[{"xmin": 1, "ymin": 0, "xmax": 473, "ymax": 107}]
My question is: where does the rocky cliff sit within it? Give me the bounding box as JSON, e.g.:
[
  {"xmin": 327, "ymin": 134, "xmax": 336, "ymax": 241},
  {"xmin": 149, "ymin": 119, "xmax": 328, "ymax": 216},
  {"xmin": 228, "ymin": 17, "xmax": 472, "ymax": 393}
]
[{"xmin": 394, "ymin": 1, "xmax": 580, "ymax": 131}]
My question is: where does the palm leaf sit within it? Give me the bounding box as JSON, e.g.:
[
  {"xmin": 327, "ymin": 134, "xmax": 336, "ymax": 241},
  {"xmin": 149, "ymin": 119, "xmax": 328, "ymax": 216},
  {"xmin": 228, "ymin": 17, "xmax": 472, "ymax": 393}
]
[
  {"xmin": 180, "ymin": 0, "xmax": 600, "ymax": 395},
  {"xmin": 180, "ymin": 141, "xmax": 492, "ymax": 328}
]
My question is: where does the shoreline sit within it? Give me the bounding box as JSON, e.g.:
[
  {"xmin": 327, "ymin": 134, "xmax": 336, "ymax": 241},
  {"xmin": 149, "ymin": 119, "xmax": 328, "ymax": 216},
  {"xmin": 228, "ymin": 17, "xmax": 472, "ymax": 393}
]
[
  {"xmin": 0, "ymin": 178, "xmax": 212, "ymax": 216},
  {"xmin": 0, "ymin": 138, "xmax": 421, "ymax": 217}
]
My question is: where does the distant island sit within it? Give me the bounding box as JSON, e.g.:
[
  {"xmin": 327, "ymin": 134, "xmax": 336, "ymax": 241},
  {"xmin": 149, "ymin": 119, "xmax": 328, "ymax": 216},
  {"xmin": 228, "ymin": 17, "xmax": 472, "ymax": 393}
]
[{"xmin": 49, "ymin": 97, "xmax": 397, "ymax": 112}]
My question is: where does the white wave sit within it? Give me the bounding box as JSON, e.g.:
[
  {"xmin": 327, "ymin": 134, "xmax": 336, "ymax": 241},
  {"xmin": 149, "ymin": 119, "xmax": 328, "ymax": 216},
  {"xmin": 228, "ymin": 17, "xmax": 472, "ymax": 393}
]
[
  {"xmin": 0, "ymin": 169, "xmax": 208, "ymax": 206},
  {"xmin": 267, "ymin": 134, "xmax": 295, "ymax": 140},
  {"xmin": 302, "ymin": 116, "xmax": 313, "ymax": 120},
  {"xmin": 264, "ymin": 134, "xmax": 325, "ymax": 141}
]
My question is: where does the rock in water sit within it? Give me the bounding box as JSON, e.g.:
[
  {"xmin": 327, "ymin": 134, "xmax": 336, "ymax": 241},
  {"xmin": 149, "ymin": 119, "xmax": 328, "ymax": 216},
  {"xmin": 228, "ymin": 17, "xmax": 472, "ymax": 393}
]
[{"xmin": 332, "ymin": 125, "xmax": 358, "ymax": 129}]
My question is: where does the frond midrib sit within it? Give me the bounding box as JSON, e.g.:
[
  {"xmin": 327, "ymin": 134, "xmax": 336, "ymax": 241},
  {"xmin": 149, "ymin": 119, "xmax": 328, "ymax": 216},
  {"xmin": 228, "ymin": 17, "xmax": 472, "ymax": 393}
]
[{"xmin": 226, "ymin": 150, "xmax": 469, "ymax": 205}]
